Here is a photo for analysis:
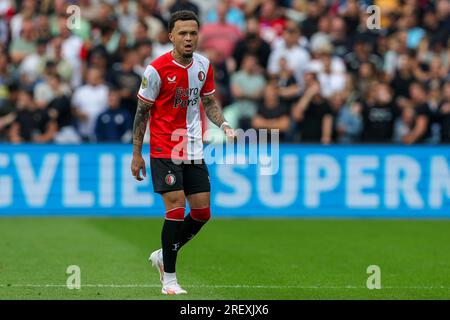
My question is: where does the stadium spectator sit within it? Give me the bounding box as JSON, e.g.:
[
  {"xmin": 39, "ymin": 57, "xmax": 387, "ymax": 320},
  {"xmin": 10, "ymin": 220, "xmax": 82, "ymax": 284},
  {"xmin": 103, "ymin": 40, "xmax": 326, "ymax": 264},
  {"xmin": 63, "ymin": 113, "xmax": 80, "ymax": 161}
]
[
  {"xmin": 134, "ymin": 40, "xmax": 154, "ymax": 75},
  {"xmin": 355, "ymin": 61, "xmax": 378, "ymax": 99},
  {"xmin": 44, "ymin": 37, "xmax": 74, "ymax": 86},
  {"xmin": 223, "ymin": 53, "xmax": 266, "ymax": 130},
  {"xmin": 344, "ymin": 37, "xmax": 383, "ymax": 75},
  {"xmin": 402, "ymin": 82, "xmax": 433, "ymax": 144},
  {"xmin": 150, "ymin": 26, "xmax": 173, "ymax": 61},
  {"xmin": 439, "ymin": 82, "xmax": 450, "ymax": 143},
  {"xmin": 361, "ymin": 82, "xmax": 399, "ymax": 143},
  {"xmin": 204, "ymin": 48, "xmax": 231, "ymax": 107},
  {"xmin": 0, "ymin": 59, "xmax": 17, "ymax": 139},
  {"xmin": 393, "ymin": 106, "xmax": 416, "ymax": 144},
  {"xmin": 71, "ymin": 68, "xmax": 109, "ymax": 142},
  {"xmin": 35, "ymin": 15, "xmax": 52, "ymax": 44},
  {"xmin": 18, "ymin": 38, "xmax": 48, "ymax": 86},
  {"xmin": 309, "ymin": 15, "xmax": 331, "ymax": 54},
  {"xmin": 9, "ymin": 18, "xmax": 37, "ymax": 65},
  {"xmin": 384, "ymin": 31, "xmax": 409, "ymax": 79},
  {"xmin": 106, "ymin": 48, "xmax": 141, "ymax": 118},
  {"xmin": 390, "ymin": 53, "xmax": 417, "ymax": 101},
  {"xmin": 205, "ymin": 0, "xmax": 245, "ymax": 31},
  {"xmin": 276, "ymin": 56, "xmax": 300, "ymax": 109},
  {"xmin": 299, "ymin": 0, "xmax": 323, "ymax": 39},
  {"xmin": 291, "ymin": 76, "xmax": 333, "ymax": 144},
  {"xmin": 95, "ymin": 87, "xmax": 132, "ymax": 143},
  {"xmin": 315, "ymin": 44, "xmax": 346, "ymax": 98},
  {"xmin": 267, "ymin": 19, "xmax": 310, "ymax": 86},
  {"xmin": 336, "ymin": 99, "xmax": 363, "ymax": 144},
  {"xmin": 10, "ymin": 0, "xmax": 37, "ymax": 41},
  {"xmin": 329, "ymin": 16, "xmax": 351, "ymax": 58},
  {"xmin": 252, "ymin": 82, "xmax": 290, "ymax": 142},
  {"xmin": 8, "ymin": 87, "xmax": 57, "ymax": 143},
  {"xmin": 257, "ymin": 0, "xmax": 286, "ymax": 44},
  {"xmin": 199, "ymin": 1, "xmax": 242, "ymax": 63},
  {"xmin": 34, "ymin": 72, "xmax": 71, "ymax": 109},
  {"xmin": 48, "ymin": 94, "xmax": 81, "ymax": 144},
  {"xmin": 231, "ymin": 16, "xmax": 271, "ymax": 71},
  {"xmin": 134, "ymin": 0, "xmax": 166, "ymax": 44}
]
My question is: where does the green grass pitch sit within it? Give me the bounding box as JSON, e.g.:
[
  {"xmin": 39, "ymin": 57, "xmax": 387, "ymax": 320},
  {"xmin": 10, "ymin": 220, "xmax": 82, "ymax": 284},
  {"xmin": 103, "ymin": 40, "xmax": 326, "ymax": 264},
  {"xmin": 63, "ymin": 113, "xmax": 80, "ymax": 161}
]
[{"xmin": 1, "ymin": 218, "xmax": 450, "ymax": 299}]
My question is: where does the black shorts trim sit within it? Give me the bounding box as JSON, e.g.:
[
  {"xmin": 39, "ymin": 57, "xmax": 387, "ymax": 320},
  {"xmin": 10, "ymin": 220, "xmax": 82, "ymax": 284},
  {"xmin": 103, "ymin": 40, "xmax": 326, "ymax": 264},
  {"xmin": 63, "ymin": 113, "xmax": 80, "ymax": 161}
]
[{"xmin": 150, "ymin": 158, "xmax": 211, "ymax": 196}]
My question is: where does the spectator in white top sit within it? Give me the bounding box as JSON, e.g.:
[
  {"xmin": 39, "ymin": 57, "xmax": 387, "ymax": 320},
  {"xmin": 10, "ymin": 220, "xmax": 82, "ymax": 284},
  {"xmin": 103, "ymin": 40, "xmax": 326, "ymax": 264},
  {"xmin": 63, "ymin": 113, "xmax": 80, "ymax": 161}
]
[
  {"xmin": 19, "ymin": 38, "xmax": 47, "ymax": 86},
  {"xmin": 268, "ymin": 20, "xmax": 310, "ymax": 88},
  {"xmin": 316, "ymin": 45, "xmax": 346, "ymax": 98},
  {"xmin": 308, "ymin": 42, "xmax": 347, "ymax": 75},
  {"xmin": 72, "ymin": 68, "xmax": 109, "ymax": 142}
]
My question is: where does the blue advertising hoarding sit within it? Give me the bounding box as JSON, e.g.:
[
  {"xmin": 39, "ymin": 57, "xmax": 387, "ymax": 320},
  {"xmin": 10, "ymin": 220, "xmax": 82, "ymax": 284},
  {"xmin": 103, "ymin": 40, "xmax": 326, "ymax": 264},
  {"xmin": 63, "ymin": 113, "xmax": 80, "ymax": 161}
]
[{"xmin": 0, "ymin": 144, "xmax": 449, "ymax": 217}]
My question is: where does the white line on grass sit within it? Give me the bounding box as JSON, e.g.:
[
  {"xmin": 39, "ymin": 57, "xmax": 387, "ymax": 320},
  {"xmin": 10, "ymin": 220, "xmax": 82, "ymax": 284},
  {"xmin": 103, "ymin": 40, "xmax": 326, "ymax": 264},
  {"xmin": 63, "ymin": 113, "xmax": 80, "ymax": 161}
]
[{"xmin": 0, "ymin": 284, "xmax": 449, "ymax": 290}]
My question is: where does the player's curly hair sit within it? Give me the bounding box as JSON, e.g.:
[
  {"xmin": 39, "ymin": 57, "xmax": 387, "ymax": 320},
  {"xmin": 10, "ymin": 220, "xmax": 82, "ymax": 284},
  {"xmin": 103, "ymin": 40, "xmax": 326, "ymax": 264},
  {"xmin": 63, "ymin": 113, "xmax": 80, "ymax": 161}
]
[{"xmin": 168, "ymin": 10, "xmax": 200, "ymax": 32}]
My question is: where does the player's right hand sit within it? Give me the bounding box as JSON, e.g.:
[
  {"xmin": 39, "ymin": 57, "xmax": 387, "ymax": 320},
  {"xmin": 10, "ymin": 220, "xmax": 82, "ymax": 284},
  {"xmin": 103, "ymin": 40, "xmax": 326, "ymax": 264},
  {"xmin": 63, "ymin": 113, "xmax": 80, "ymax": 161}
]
[{"xmin": 131, "ymin": 154, "xmax": 146, "ymax": 181}]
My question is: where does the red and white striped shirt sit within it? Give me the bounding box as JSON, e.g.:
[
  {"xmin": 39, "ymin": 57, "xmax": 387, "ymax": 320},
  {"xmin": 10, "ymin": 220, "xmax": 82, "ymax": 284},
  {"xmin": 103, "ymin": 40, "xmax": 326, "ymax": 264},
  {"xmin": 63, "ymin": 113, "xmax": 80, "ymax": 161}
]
[{"xmin": 137, "ymin": 51, "xmax": 215, "ymax": 160}]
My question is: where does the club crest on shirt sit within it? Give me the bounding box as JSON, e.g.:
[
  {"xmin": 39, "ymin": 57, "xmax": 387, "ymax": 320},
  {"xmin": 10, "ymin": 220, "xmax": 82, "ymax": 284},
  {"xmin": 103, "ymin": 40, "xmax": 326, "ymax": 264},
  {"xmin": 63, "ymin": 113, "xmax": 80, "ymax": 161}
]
[
  {"xmin": 165, "ymin": 173, "xmax": 176, "ymax": 186},
  {"xmin": 198, "ymin": 71, "xmax": 205, "ymax": 81},
  {"xmin": 141, "ymin": 76, "xmax": 148, "ymax": 89}
]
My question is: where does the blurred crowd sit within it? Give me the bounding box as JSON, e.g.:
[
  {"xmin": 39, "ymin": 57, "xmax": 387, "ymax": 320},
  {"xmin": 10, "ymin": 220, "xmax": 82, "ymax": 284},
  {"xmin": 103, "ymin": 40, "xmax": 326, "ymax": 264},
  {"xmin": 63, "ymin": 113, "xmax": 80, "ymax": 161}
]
[{"xmin": 0, "ymin": 0, "xmax": 449, "ymax": 145}]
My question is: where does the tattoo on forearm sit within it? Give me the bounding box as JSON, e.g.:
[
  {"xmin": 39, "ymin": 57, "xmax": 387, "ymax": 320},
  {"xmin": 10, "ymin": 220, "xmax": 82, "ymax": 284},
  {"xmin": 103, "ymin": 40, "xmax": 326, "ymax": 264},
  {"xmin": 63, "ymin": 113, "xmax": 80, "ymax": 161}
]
[
  {"xmin": 132, "ymin": 99, "xmax": 152, "ymax": 154},
  {"xmin": 202, "ymin": 95, "xmax": 227, "ymax": 128}
]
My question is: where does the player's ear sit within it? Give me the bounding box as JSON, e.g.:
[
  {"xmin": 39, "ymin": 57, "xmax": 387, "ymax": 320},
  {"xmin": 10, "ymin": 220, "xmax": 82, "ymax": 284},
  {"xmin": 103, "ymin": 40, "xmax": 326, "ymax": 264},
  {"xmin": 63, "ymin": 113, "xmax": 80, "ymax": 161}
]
[{"xmin": 168, "ymin": 32, "xmax": 174, "ymax": 43}]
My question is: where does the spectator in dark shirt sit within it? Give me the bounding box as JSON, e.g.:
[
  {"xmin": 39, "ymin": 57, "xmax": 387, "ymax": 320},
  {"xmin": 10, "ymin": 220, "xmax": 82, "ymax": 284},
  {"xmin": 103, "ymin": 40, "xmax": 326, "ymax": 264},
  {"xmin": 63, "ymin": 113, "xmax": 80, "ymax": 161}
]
[
  {"xmin": 439, "ymin": 82, "xmax": 450, "ymax": 143},
  {"xmin": 402, "ymin": 82, "xmax": 433, "ymax": 144},
  {"xmin": 362, "ymin": 82, "xmax": 400, "ymax": 143},
  {"xmin": 95, "ymin": 87, "xmax": 132, "ymax": 143},
  {"xmin": 9, "ymin": 88, "xmax": 57, "ymax": 143},
  {"xmin": 390, "ymin": 53, "xmax": 417, "ymax": 101},
  {"xmin": 276, "ymin": 57, "xmax": 300, "ymax": 110},
  {"xmin": 232, "ymin": 16, "xmax": 271, "ymax": 70},
  {"xmin": 252, "ymin": 82, "xmax": 290, "ymax": 142},
  {"xmin": 344, "ymin": 37, "xmax": 383, "ymax": 75},
  {"xmin": 106, "ymin": 48, "xmax": 141, "ymax": 118},
  {"xmin": 292, "ymin": 78, "xmax": 333, "ymax": 144}
]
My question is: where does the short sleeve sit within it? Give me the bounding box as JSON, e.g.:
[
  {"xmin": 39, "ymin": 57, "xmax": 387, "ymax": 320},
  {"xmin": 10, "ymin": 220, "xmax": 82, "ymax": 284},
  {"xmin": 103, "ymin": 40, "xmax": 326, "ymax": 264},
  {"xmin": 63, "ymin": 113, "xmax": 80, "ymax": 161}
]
[
  {"xmin": 137, "ymin": 65, "xmax": 161, "ymax": 103},
  {"xmin": 200, "ymin": 63, "xmax": 215, "ymax": 97}
]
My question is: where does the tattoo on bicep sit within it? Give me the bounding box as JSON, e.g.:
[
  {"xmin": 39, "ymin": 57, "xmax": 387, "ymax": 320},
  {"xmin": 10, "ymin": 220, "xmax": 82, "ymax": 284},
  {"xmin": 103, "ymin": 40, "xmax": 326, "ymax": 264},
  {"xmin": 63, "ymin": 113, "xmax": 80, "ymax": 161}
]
[
  {"xmin": 132, "ymin": 99, "xmax": 152, "ymax": 153},
  {"xmin": 202, "ymin": 95, "xmax": 226, "ymax": 128}
]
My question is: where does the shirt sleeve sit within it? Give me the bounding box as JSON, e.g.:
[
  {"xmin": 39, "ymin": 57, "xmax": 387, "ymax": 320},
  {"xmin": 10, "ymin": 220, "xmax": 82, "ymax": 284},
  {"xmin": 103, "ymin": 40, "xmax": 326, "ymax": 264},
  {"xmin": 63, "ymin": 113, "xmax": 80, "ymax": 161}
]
[
  {"xmin": 137, "ymin": 65, "xmax": 161, "ymax": 103},
  {"xmin": 200, "ymin": 63, "xmax": 216, "ymax": 97}
]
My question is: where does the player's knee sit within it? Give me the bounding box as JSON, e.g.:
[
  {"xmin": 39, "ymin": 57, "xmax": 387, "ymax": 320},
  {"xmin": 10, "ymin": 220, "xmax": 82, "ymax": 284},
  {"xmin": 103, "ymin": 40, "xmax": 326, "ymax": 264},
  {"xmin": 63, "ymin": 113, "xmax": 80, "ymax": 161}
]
[
  {"xmin": 190, "ymin": 207, "xmax": 211, "ymax": 222},
  {"xmin": 165, "ymin": 207, "xmax": 185, "ymax": 221}
]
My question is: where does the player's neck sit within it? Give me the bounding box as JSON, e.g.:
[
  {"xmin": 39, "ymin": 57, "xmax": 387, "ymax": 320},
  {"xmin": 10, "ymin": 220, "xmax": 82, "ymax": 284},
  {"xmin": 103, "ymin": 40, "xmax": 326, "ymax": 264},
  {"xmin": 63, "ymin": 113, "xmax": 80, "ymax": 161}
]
[{"xmin": 171, "ymin": 50, "xmax": 192, "ymax": 66}]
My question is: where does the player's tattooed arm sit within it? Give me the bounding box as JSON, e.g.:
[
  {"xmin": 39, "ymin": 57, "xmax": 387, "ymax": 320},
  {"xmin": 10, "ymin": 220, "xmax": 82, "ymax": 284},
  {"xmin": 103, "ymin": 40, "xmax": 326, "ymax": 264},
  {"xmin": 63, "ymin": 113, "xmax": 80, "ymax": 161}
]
[
  {"xmin": 201, "ymin": 94, "xmax": 226, "ymax": 128},
  {"xmin": 131, "ymin": 99, "xmax": 153, "ymax": 181},
  {"xmin": 132, "ymin": 99, "xmax": 153, "ymax": 156},
  {"xmin": 202, "ymin": 94, "xmax": 235, "ymax": 139}
]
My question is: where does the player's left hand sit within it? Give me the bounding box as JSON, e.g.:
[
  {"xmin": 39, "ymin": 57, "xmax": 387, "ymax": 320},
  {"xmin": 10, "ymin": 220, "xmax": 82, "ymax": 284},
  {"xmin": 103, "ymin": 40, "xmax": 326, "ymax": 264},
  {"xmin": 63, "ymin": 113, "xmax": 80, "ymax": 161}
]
[{"xmin": 223, "ymin": 125, "xmax": 236, "ymax": 141}]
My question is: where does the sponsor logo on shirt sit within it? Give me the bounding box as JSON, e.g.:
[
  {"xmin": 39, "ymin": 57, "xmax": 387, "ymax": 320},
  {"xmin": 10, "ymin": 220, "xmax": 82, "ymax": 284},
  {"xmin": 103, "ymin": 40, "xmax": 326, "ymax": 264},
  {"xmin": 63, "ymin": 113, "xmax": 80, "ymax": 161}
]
[{"xmin": 174, "ymin": 87, "xmax": 199, "ymax": 108}]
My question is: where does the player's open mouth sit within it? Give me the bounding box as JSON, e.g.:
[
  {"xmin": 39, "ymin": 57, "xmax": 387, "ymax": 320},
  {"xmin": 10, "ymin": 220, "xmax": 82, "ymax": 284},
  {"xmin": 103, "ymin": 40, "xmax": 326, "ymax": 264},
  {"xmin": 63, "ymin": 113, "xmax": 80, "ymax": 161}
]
[{"xmin": 184, "ymin": 45, "xmax": 193, "ymax": 50}]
